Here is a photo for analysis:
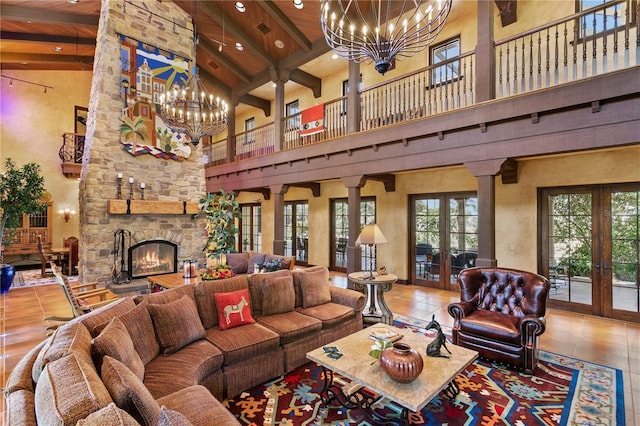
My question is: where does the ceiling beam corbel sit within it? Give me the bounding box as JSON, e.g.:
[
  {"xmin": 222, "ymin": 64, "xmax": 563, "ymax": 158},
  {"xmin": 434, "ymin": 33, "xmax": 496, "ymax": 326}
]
[
  {"xmin": 289, "ymin": 182, "xmax": 321, "ymax": 197},
  {"xmin": 238, "ymin": 94, "xmax": 271, "ymax": 116},
  {"xmin": 289, "ymin": 69, "xmax": 321, "ymax": 98},
  {"xmin": 494, "ymin": 0, "xmax": 517, "ymax": 26},
  {"xmin": 367, "ymin": 174, "xmax": 396, "ymax": 192}
]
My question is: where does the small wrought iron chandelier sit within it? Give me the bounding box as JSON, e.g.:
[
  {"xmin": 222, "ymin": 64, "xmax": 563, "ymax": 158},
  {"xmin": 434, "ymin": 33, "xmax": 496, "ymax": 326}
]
[
  {"xmin": 158, "ymin": 70, "xmax": 228, "ymax": 146},
  {"xmin": 320, "ymin": 0, "xmax": 453, "ymax": 75}
]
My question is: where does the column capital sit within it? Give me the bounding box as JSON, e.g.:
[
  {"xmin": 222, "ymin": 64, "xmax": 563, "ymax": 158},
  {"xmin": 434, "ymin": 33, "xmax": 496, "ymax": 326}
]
[
  {"xmin": 269, "ymin": 184, "xmax": 289, "ymax": 195},
  {"xmin": 342, "ymin": 175, "xmax": 367, "ymax": 188},
  {"xmin": 465, "ymin": 158, "xmax": 509, "ymax": 177}
]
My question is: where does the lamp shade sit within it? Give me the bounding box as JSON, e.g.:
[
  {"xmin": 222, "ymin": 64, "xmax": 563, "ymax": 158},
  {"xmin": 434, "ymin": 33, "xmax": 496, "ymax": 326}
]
[{"xmin": 355, "ymin": 224, "xmax": 388, "ymax": 246}]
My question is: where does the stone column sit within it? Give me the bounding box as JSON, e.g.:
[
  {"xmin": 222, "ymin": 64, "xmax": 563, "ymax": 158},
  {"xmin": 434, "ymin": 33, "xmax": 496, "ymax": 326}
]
[{"xmin": 270, "ymin": 184, "xmax": 289, "ymax": 255}]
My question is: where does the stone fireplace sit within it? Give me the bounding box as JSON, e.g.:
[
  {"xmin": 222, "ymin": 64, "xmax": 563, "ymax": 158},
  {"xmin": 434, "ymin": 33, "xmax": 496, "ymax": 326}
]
[
  {"xmin": 129, "ymin": 240, "xmax": 178, "ymax": 279},
  {"xmin": 79, "ymin": 0, "xmax": 206, "ymax": 292}
]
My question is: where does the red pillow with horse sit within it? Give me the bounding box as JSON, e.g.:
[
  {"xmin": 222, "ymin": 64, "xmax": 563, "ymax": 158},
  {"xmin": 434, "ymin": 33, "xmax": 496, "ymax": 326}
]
[{"xmin": 214, "ymin": 288, "xmax": 255, "ymax": 330}]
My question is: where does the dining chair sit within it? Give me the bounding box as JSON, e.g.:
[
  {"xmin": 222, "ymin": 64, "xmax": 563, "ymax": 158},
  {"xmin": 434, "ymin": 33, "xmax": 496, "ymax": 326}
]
[
  {"xmin": 63, "ymin": 236, "xmax": 79, "ymax": 275},
  {"xmin": 37, "ymin": 234, "xmax": 55, "ymax": 278}
]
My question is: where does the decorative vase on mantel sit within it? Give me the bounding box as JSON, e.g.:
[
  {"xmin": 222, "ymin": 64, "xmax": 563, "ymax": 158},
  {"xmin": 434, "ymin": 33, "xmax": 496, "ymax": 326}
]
[{"xmin": 379, "ymin": 342, "xmax": 424, "ymax": 383}]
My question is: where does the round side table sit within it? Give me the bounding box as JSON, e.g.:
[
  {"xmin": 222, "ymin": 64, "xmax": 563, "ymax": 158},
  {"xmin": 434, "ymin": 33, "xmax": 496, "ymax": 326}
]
[{"xmin": 348, "ymin": 272, "xmax": 397, "ymax": 325}]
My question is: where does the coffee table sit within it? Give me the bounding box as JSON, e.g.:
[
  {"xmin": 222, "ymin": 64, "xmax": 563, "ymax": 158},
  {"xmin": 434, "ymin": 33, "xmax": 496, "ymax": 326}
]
[{"xmin": 307, "ymin": 324, "xmax": 478, "ymax": 425}]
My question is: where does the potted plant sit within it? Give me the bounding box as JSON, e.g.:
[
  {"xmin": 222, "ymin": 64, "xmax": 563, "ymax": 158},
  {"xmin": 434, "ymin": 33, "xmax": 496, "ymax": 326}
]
[
  {"xmin": 196, "ymin": 189, "xmax": 241, "ymax": 279},
  {"xmin": 0, "ymin": 158, "xmax": 46, "ymax": 292}
]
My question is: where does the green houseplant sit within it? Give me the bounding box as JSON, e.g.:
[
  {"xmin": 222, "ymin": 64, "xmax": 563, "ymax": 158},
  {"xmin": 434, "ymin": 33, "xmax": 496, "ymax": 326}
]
[
  {"xmin": 196, "ymin": 189, "xmax": 241, "ymax": 278},
  {"xmin": 0, "ymin": 158, "xmax": 46, "ymax": 292}
]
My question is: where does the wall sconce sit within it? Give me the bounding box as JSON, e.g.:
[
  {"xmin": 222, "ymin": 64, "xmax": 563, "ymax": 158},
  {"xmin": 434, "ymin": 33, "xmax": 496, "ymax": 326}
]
[{"xmin": 59, "ymin": 208, "xmax": 76, "ymax": 222}]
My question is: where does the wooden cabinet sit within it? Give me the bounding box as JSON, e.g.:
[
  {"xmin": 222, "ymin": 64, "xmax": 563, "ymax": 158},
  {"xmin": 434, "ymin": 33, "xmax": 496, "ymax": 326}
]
[{"xmin": 3, "ymin": 203, "xmax": 53, "ymax": 256}]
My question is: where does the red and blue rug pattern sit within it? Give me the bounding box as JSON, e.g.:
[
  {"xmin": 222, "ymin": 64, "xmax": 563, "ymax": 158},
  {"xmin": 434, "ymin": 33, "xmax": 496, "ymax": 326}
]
[{"xmin": 223, "ymin": 315, "xmax": 624, "ymax": 425}]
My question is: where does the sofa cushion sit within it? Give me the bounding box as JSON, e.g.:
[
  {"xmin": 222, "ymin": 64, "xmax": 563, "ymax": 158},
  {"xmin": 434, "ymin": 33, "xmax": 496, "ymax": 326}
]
[
  {"xmin": 256, "ymin": 311, "xmax": 322, "ymax": 344},
  {"xmin": 32, "ymin": 321, "xmax": 94, "ymax": 383},
  {"xmin": 299, "ymin": 268, "xmax": 332, "ymax": 308},
  {"xmin": 225, "ymin": 252, "xmax": 249, "ymax": 274},
  {"xmin": 92, "ymin": 317, "xmax": 145, "ymax": 381},
  {"xmin": 35, "ymin": 353, "xmax": 112, "ymax": 426},
  {"xmin": 79, "ymin": 298, "xmax": 137, "ymax": 338},
  {"xmin": 247, "ymin": 270, "xmax": 293, "ymax": 316},
  {"xmin": 5, "ymin": 339, "xmax": 46, "ymax": 395},
  {"xmin": 156, "ymin": 385, "xmax": 241, "ymax": 426},
  {"xmin": 204, "ymin": 323, "xmax": 280, "ymax": 365},
  {"xmin": 261, "ymin": 275, "xmax": 295, "ymax": 315},
  {"xmin": 214, "ymin": 288, "xmax": 255, "ymax": 330},
  {"xmin": 158, "ymin": 406, "xmax": 193, "ymax": 426},
  {"xmin": 101, "ymin": 356, "xmax": 160, "ymax": 426},
  {"xmin": 296, "ymin": 302, "xmax": 355, "ymax": 328},
  {"xmin": 6, "ymin": 389, "xmax": 37, "ymax": 426},
  {"xmin": 135, "ymin": 285, "xmax": 196, "ymax": 307},
  {"xmin": 292, "ymin": 266, "xmax": 331, "ymax": 308},
  {"xmin": 143, "ymin": 339, "xmax": 223, "ymax": 400},
  {"xmin": 148, "ymin": 295, "xmax": 206, "ymax": 355},
  {"xmin": 247, "ymin": 252, "xmax": 266, "ymax": 274},
  {"xmin": 76, "ymin": 402, "xmax": 141, "ymax": 425},
  {"xmin": 459, "ymin": 309, "xmax": 522, "ymax": 345},
  {"xmin": 195, "ymin": 275, "xmax": 249, "ymax": 329}
]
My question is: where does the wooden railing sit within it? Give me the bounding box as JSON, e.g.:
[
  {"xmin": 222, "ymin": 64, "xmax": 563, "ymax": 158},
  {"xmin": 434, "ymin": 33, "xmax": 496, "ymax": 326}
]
[
  {"xmin": 495, "ymin": 0, "xmax": 638, "ymax": 97},
  {"xmin": 205, "ymin": 0, "xmax": 638, "ymax": 163}
]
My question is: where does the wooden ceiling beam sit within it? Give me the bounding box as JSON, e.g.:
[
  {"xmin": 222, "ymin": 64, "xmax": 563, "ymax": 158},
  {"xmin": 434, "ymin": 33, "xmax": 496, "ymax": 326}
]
[
  {"xmin": 198, "ymin": 68, "xmax": 231, "ymax": 100},
  {"xmin": 198, "ymin": 38, "xmax": 252, "ymax": 84},
  {"xmin": 257, "ymin": 0, "xmax": 312, "ymax": 52},
  {"xmin": 289, "ymin": 69, "xmax": 322, "ymax": 98},
  {"xmin": 0, "ymin": 31, "xmax": 95, "ymax": 46},
  {"xmin": 1, "ymin": 52, "xmax": 93, "ymax": 65},
  {"xmin": 238, "ymin": 94, "xmax": 271, "ymax": 116},
  {"xmin": 0, "ymin": 5, "xmax": 98, "ymax": 27},
  {"xmin": 198, "ymin": 2, "xmax": 277, "ymax": 68}
]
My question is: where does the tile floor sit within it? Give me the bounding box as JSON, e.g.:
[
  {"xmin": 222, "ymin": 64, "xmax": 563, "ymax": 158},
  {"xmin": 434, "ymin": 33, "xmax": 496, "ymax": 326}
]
[{"xmin": 1, "ymin": 274, "xmax": 638, "ymax": 424}]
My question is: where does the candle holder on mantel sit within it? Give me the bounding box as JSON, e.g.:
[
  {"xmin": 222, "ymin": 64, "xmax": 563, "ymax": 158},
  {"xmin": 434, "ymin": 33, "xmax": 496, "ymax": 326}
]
[
  {"xmin": 140, "ymin": 184, "xmax": 145, "ymax": 200},
  {"xmin": 116, "ymin": 175, "xmax": 123, "ymax": 199},
  {"xmin": 127, "ymin": 179, "xmax": 134, "ymax": 200}
]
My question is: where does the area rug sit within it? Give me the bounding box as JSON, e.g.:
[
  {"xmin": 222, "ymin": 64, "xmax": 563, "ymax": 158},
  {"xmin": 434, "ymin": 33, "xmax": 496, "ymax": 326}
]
[
  {"xmin": 223, "ymin": 314, "xmax": 624, "ymax": 425},
  {"xmin": 11, "ymin": 269, "xmax": 78, "ymax": 288}
]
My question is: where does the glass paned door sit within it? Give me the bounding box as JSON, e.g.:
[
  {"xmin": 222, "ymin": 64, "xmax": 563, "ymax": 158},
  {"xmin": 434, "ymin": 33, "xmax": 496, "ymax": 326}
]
[
  {"xmin": 240, "ymin": 204, "xmax": 261, "ymax": 253},
  {"xmin": 411, "ymin": 193, "xmax": 477, "ymax": 289},
  {"xmin": 330, "ymin": 198, "xmax": 376, "ymax": 272},
  {"xmin": 284, "ymin": 201, "xmax": 309, "ymax": 264}
]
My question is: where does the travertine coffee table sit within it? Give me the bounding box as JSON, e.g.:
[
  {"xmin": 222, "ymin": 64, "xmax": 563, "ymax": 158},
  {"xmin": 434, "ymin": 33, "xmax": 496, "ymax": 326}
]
[{"xmin": 307, "ymin": 324, "xmax": 478, "ymax": 425}]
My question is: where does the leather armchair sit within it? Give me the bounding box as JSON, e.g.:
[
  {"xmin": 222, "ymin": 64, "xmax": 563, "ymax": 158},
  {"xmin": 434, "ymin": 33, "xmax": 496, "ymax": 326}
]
[{"xmin": 447, "ymin": 267, "xmax": 550, "ymax": 374}]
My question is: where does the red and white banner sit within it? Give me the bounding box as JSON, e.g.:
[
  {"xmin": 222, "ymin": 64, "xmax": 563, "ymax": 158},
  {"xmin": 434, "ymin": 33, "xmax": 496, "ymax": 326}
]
[{"xmin": 300, "ymin": 104, "xmax": 324, "ymax": 136}]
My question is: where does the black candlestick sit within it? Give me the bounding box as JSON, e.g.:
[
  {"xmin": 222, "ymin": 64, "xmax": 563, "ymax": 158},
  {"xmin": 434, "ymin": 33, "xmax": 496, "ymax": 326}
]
[{"xmin": 116, "ymin": 176, "xmax": 123, "ymax": 199}]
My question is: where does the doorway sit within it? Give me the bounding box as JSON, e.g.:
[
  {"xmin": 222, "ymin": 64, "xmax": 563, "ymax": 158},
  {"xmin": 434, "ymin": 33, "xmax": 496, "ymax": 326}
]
[
  {"xmin": 410, "ymin": 192, "xmax": 478, "ymax": 290},
  {"xmin": 539, "ymin": 184, "xmax": 640, "ymax": 322},
  {"xmin": 330, "ymin": 198, "xmax": 376, "ymax": 272},
  {"xmin": 284, "ymin": 201, "xmax": 309, "ymax": 265}
]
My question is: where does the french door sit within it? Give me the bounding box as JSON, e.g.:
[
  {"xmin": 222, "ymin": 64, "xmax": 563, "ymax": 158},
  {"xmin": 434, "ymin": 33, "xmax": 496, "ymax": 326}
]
[
  {"xmin": 284, "ymin": 201, "xmax": 309, "ymax": 265},
  {"xmin": 239, "ymin": 204, "xmax": 262, "ymax": 253},
  {"xmin": 410, "ymin": 192, "xmax": 478, "ymax": 290},
  {"xmin": 330, "ymin": 198, "xmax": 375, "ymax": 272},
  {"xmin": 540, "ymin": 183, "xmax": 640, "ymax": 322}
]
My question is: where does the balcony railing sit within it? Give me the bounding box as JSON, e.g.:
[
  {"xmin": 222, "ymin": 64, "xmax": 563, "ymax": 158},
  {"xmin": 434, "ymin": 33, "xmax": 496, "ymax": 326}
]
[
  {"xmin": 59, "ymin": 133, "xmax": 85, "ymax": 177},
  {"xmin": 204, "ymin": 0, "xmax": 638, "ymax": 165}
]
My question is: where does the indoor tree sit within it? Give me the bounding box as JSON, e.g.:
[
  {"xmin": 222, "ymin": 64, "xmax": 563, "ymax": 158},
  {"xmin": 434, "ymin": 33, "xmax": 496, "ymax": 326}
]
[
  {"xmin": 0, "ymin": 158, "xmax": 46, "ymax": 265},
  {"xmin": 197, "ymin": 189, "xmax": 241, "ymax": 266}
]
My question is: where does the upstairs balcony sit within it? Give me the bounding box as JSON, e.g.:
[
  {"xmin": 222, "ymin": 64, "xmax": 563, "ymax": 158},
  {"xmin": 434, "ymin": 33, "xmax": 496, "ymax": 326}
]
[{"xmin": 203, "ymin": 0, "xmax": 639, "ymax": 180}]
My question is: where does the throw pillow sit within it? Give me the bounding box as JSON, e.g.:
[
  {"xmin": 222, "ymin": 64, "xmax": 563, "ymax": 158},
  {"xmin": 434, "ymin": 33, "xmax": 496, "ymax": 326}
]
[
  {"xmin": 300, "ymin": 267, "xmax": 332, "ymax": 308},
  {"xmin": 101, "ymin": 356, "xmax": 160, "ymax": 426},
  {"xmin": 247, "ymin": 252, "xmax": 266, "ymax": 274},
  {"xmin": 225, "ymin": 252, "xmax": 249, "ymax": 274},
  {"xmin": 265, "ymin": 254, "xmax": 291, "ymax": 270},
  {"xmin": 256, "ymin": 258, "xmax": 282, "ymax": 273},
  {"xmin": 147, "ymin": 295, "xmax": 206, "ymax": 355},
  {"xmin": 76, "ymin": 402, "xmax": 141, "ymax": 426},
  {"xmin": 91, "ymin": 317, "xmax": 145, "ymax": 381},
  {"xmin": 158, "ymin": 406, "xmax": 194, "ymax": 426},
  {"xmin": 261, "ymin": 275, "xmax": 295, "ymax": 316},
  {"xmin": 214, "ymin": 288, "xmax": 255, "ymax": 330}
]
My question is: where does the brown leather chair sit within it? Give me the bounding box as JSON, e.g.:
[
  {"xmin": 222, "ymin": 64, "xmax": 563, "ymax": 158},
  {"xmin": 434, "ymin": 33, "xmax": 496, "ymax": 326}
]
[{"xmin": 447, "ymin": 267, "xmax": 550, "ymax": 374}]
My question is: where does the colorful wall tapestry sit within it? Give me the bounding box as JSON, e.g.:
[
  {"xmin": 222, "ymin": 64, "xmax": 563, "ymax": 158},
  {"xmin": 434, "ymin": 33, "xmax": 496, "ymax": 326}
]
[
  {"xmin": 120, "ymin": 36, "xmax": 192, "ymax": 161},
  {"xmin": 300, "ymin": 104, "xmax": 325, "ymax": 136}
]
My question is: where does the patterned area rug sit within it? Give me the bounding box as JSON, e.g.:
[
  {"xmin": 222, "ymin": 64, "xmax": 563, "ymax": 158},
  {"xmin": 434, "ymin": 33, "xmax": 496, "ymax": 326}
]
[
  {"xmin": 223, "ymin": 314, "xmax": 624, "ymax": 425},
  {"xmin": 11, "ymin": 269, "xmax": 78, "ymax": 288}
]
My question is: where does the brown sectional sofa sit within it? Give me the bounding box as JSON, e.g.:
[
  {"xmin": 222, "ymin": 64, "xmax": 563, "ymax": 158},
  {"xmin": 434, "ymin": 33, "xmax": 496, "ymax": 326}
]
[{"xmin": 5, "ymin": 266, "xmax": 365, "ymax": 425}]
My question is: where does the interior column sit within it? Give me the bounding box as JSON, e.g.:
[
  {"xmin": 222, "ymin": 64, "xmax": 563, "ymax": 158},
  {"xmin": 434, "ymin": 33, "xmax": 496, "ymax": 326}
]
[
  {"xmin": 270, "ymin": 184, "xmax": 289, "ymax": 255},
  {"xmin": 347, "ymin": 61, "xmax": 361, "ymax": 134},
  {"xmin": 226, "ymin": 102, "xmax": 236, "ymax": 163},
  {"xmin": 464, "ymin": 159, "xmax": 508, "ymax": 268},
  {"xmin": 342, "ymin": 175, "xmax": 367, "ymax": 286}
]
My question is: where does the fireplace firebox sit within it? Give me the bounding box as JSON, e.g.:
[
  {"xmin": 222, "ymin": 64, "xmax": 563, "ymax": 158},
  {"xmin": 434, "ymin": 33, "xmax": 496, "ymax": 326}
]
[{"xmin": 128, "ymin": 240, "xmax": 178, "ymax": 279}]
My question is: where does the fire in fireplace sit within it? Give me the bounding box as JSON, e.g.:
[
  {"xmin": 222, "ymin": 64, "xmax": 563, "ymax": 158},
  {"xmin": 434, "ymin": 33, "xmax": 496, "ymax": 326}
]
[{"xmin": 128, "ymin": 240, "xmax": 178, "ymax": 279}]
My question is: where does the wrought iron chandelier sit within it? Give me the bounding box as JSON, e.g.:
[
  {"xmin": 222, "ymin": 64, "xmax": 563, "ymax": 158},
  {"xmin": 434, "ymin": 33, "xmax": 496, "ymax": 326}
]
[
  {"xmin": 320, "ymin": 0, "xmax": 453, "ymax": 75},
  {"xmin": 158, "ymin": 70, "xmax": 228, "ymax": 146}
]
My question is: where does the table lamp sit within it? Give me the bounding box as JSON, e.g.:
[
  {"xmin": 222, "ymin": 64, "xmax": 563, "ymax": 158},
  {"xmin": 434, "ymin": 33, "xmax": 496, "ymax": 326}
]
[{"xmin": 355, "ymin": 224, "xmax": 388, "ymax": 279}]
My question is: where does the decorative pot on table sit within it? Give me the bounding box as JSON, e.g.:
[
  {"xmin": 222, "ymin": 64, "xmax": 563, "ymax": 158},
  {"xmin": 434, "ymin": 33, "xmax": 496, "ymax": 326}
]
[
  {"xmin": 380, "ymin": 342, "xmax": 424, "ymax": 383},
  {"xmin": 1, "ymin": 264, "xmax": 16, "ymax": 293}
]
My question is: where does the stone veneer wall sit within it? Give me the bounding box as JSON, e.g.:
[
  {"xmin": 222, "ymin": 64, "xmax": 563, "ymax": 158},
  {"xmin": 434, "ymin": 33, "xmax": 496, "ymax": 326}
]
[{"xmin": 79, "ymin": 0, "xmax": 205, "ymax": 285}]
